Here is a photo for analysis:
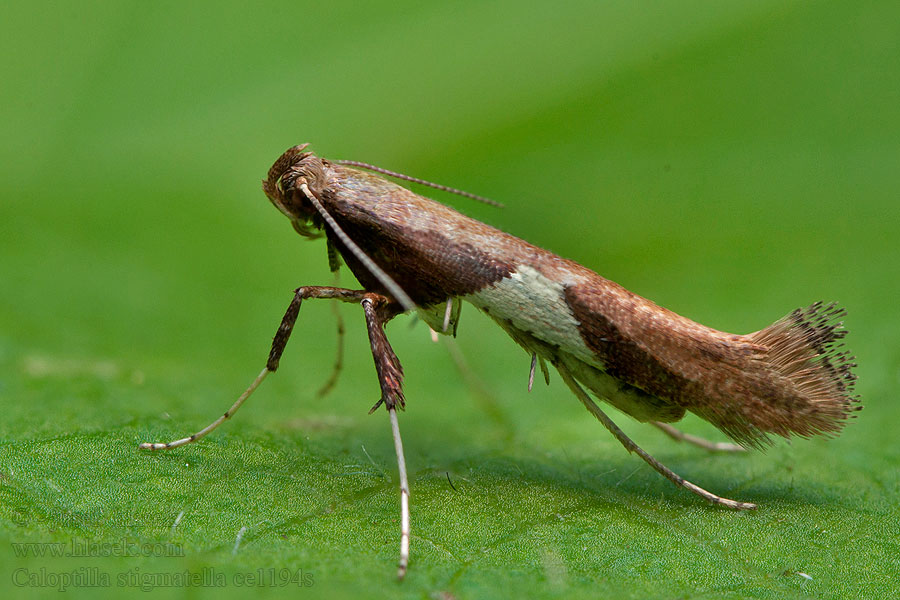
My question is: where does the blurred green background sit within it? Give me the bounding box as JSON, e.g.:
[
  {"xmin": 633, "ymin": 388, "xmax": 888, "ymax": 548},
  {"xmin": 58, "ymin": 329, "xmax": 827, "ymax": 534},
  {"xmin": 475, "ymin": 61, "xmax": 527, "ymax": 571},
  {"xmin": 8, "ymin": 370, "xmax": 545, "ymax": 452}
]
[{"xmin": 1, "ymin": 1, "xmax": 898, "ymax": 598}]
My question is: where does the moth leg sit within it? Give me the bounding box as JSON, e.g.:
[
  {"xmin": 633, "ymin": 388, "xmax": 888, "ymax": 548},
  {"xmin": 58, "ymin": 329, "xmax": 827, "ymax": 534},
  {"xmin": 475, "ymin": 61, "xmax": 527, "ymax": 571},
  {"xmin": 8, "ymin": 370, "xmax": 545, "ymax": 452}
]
[
  {"xmin": 539, "ymin": 356, "xmax": 551, "ymax": 385},
  {"xmin": 650, "ymin": 421, "xmax": 745, "ymax": 453},
  {"xmin": 442, "ymin": 337, "xmax": 511, "ymax": 435},
  {"xmin": 139, "ymin": 286, "xmax": 368, "ymax": 450},
  {"xmin": 316, "ymin": 273, "xmax": 347, "ymax": 399},
  {"xmin": 556, "ymin": 364, "xmax": 756, "ymax": 510},
  {"xmin": 528, "ymin": 353, "xmax": 537, "ymax": 392},
  {"xmin": 359, "ymin": 293, "xmax": 410, "ymax": 579},
  {"xmin": 360, "ymin": 294, "xmax": 405, "ymax": 413},
  {"xmin": 389, "ymin": 406, "xmax": 410, "ymax": 581},
  {"xmin": 442, "ymin": 298, "xmax": 453, "ymax": 333},
  {"xmin": 524, "ymin": 352, "xmax": 551, "ymax": 390},
  {"xmin": 315, "ymin": 298, "xmax": 345, "ymax": 398}
]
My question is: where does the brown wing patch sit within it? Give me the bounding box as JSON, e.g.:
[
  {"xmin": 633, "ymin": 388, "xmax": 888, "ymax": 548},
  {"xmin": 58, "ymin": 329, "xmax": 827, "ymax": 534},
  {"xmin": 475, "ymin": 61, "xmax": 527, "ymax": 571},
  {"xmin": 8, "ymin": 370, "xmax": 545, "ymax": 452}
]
[{"xmin": 564, "ymin": 283, "xmax": 857, "ymax": 447}]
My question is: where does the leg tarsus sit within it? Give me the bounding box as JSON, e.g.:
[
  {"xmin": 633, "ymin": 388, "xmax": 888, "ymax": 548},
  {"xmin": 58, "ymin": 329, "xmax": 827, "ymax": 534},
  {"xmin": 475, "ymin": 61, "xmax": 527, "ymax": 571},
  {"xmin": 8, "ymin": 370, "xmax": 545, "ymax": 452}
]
[
  {"xmin": 651, "ymin": 421, "xmax": 746, "ymax": 453},
  {"xmin": 389, "ymin": 407, "xmax": 411, "ymax": 580},
  {"xmin": 139, "ymin": 368, "xmax": 270, "ymax": 450}
]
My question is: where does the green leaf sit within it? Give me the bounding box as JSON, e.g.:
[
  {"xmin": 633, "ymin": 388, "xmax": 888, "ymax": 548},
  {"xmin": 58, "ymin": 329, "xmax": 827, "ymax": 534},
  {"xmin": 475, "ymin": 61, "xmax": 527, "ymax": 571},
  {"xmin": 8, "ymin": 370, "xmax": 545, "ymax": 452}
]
[{"xmin": 1, "ymin": 1, "xmax": 897, "ymax": 598}]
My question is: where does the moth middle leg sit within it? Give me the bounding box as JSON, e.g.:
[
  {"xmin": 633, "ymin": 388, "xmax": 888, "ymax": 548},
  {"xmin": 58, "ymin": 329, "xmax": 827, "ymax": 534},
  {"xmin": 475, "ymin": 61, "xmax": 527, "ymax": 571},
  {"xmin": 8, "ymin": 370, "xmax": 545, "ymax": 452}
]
[
  {"xmin": 358, "ymin": 293, "xmax": 411, "ymax": 580},
  {"xmin": 139, "ymin": 285, "xmax": 369, "ymax": 450}
]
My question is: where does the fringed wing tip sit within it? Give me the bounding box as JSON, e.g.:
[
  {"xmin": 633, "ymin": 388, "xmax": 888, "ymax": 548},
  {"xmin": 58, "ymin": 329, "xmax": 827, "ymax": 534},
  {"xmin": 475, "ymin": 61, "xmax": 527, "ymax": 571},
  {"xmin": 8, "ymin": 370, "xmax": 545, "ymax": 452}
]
[
  {"xmin": 742, "ymin": 301, "xmax": 859, "ymax": 446},
  {"xmin": 694, "ymin": 302, "xmax": 859, "ymax": 449}
]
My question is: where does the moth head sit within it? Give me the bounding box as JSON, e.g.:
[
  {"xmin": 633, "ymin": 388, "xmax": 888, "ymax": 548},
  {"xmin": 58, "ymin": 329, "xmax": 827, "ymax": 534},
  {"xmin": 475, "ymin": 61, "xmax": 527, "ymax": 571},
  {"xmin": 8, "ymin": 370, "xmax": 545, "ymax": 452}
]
[{"xmin": 262, "ymin": 144, "xmax": 330, "ymax": 238}]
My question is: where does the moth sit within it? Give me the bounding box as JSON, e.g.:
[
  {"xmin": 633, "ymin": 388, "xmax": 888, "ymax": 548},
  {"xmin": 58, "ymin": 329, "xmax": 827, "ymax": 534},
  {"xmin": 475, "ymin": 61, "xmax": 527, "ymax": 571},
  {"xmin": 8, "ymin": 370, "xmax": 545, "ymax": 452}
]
[{"xmin": 141, "ymin": 144, "xmax": 859, "ymax": 579}]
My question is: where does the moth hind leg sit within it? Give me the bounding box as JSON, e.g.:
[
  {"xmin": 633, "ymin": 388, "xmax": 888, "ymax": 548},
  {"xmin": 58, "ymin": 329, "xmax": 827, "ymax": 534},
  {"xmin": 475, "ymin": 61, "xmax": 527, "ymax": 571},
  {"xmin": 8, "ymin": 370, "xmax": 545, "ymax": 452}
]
[
  {"xmin": 651, "ymin": 421, "xmax": 745, "ymax": 453},
  {"xmin": 557, "ymin": 356, "xmax": 743, "ymax": 453},
  {"xmin": 558, "ymin": 355, "xmax": 684, "ymax": 423},
  {"xmin": 556, "ymin": 362, "xmax": 756, "ymax": 510}
]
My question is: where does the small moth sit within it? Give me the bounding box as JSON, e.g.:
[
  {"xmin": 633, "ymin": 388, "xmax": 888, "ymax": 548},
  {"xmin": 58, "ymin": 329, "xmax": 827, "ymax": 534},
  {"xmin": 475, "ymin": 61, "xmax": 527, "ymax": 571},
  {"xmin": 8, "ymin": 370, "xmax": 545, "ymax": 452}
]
[{"xmin": 141, "ymin": 144, "xmax": 859, "ymax": 579}]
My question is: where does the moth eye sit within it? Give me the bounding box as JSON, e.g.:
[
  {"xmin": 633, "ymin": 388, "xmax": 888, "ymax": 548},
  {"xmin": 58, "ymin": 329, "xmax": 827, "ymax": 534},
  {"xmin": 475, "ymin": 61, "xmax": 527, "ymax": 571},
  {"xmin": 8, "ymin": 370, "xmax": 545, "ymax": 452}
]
[{"xmin": 277, "ymin": 171, "xmax": 297, "ymax": 194}]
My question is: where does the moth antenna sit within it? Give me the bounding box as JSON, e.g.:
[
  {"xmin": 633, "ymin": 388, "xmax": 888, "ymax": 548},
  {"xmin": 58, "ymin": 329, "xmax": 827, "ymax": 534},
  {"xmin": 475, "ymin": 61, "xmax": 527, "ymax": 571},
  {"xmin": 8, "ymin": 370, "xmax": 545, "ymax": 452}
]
[
  {"xmin": 334, "ymin": 160, "xmax": 504, "ymax": 207},
  {"xmin": 298, "ymin": 182, "xmax": 417, "ymax": 312}
]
